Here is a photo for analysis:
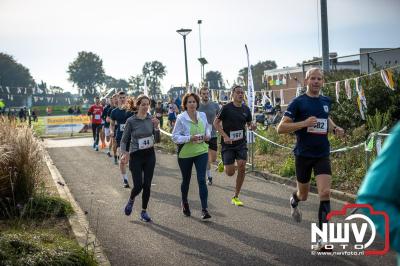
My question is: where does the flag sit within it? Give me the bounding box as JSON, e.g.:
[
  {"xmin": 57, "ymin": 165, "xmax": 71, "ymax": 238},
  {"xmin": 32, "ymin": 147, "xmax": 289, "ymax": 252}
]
[
  {"xmin": 381, "ymin": 69, "xmax": 395, "ymax": 90},
  {"xmin": 355, "ymin": 78, "xmax": 367, "ymax": 120},
  {"xmin": 345, "ymin": 79, "xmax": 352, "ymax": 99},
  {"xmin": 245, "ymin": 45, "xmax": 255, "ymax": 117},
  {"xmin": 335, "ymin": 81, "xmax": 341, "ymax": 103}
]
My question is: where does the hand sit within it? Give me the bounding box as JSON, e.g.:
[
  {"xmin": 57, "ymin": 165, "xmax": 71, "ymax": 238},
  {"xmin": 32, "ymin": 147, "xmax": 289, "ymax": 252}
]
[
  {"xmin": 334, "ymin": 127, "xmax": 345, "ymax": 137},
  {"xmin": 223, "ymin": 135, "xmax": 233, "ymax": 144},
  {"xmin": 151, "ymin": 117, "xmax": 160, "ymax": 127},
  {"xmin": 250, "ymin": 122, "xmax": 257, "ymax": 131},
  {"xmin": 303, "ymin": 116, "xmax": 318, "ymax": 127},
  {"xmin": 110, "ymin": 131, "xmax": 114, "ymax": 137},
  {"xmin": 120, "ymin": 153, "xmax": 129, "ymax": 164}
]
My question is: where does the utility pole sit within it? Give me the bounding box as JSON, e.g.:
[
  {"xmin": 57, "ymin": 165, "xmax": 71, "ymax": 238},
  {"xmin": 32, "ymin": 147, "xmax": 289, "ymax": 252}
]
[
  {"xmin": 197, "ymin": 20, "xmax": 208, "ymax": 84},
  {"xmin": 320, "ymin": 0, "xmax": 330, "ymax": 72}
]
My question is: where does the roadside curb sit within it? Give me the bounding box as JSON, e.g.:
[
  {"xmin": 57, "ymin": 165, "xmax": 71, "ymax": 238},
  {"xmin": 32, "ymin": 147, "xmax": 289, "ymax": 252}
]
[
  {"xmin": 251, "ymin": 170, "xmax": 357, "ymax": 203},
  {"xmin": 42, "ymin": 147, "xmax": 111, "ymax": 266}
]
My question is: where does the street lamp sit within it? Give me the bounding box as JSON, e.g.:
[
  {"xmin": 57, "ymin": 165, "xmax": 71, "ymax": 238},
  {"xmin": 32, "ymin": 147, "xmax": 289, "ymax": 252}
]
[
  {"xmin": 197, "ymin": 20, "xmax": 208, "ymax": 83},
  {"xmin": 177, "ymin": 28, "xmax": 192, "ymax": 90}
]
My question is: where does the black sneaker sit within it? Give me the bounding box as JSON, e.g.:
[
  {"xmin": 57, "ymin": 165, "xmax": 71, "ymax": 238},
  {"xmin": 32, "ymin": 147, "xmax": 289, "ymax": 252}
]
[
  {"xmin": 114, "ymin": 157, "xmax": 118, "ymax": 165},
  {"xmin": 107, "ymin": 151, "xmax": 112, "ymax": 158},
  {"xmin": 182, "ymin": 202, "xmax": 191, "ymax": 217},
  {"xmin": 201, "ymin": 209, "xmax": 211, "ymax": 220},
  {"xmin": 123, "ymin": 179, "xmax": 130, "ymax": 188},
  {"xmin": 207, "ymin": 177, "xmax": 213, "ymax": 185}
]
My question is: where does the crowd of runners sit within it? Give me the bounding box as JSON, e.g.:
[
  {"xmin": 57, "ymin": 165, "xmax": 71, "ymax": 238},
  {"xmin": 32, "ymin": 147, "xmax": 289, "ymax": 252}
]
[{"xmin": 85, "ymin": 67, "xmax": 398, "ymax": 255}]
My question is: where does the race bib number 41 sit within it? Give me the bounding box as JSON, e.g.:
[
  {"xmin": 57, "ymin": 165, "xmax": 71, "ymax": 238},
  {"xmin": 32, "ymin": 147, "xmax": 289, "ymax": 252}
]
[
  {"xmin": 138, "ymin": 136, "xmax": 154, "ymax": 150},
  {"xmin": 307, "ymin": 118, "xmax": 328, "ymax": 134},
  {"xmin": 230, "ymin": 130, "xmax": 243, "ymax": 141}
]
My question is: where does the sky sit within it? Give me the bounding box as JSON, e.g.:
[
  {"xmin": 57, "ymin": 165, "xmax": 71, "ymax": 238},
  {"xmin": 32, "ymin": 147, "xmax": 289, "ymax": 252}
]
[{"xmin": 0, "ymin": 0, "xmax": 399, "ymax": 94}]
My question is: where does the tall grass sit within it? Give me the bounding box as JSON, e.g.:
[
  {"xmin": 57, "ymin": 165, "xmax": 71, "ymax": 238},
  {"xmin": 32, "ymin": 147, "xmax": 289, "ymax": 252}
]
[{"xmin": 0, "ymin": 120, "xmax": 43, "ymax": 204}]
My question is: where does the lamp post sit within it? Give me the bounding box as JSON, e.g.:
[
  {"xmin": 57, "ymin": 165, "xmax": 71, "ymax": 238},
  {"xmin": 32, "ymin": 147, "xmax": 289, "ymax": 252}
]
[
  {"xmin": 177, "ymin": 28, "xmax": 192, "ymax": 90},
  {"xmin": 197, "ymin": 20, "xmax": 208, "ymax": 83}
]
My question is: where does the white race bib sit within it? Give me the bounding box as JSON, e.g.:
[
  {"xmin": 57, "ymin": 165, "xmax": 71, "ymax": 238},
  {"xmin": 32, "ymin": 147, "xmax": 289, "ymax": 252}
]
[
  {"xmin": 95, "ymin": 114, "xmax": 101, "ymax": 120},
  {"xmin": 230, "ymin": 130, "xmax": 243, "ymax": 141},
  {"xmin": 120, "ymin": 124, "xmax": 125, "ymax": 131},
  {"xmin": 138, "ymin": 136, "xmax": 154, "ymax": 150},
  {"xmin": 307, "ymin": 118, "xmax": 328, "ymax": 134}
]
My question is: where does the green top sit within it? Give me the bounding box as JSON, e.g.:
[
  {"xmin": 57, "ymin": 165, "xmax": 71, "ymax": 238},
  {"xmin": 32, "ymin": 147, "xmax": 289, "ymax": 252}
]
[
  {"xmin": 357, "ymin": 122, "xmax": 400, "ymax": 262},
  {"xmin": 179, "ymin": 119, "xmax": 208, "ymax": 158}
]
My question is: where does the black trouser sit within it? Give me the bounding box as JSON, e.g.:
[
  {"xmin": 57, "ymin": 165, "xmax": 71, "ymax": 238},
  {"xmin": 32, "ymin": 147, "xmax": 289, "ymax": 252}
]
[
  {"xmin": 91, "ymin": 123, "xmax": 101, "ymax": 146},
  {"xmin": 129, "ymin": 148, "xmax": 156, "ymax": 210}
]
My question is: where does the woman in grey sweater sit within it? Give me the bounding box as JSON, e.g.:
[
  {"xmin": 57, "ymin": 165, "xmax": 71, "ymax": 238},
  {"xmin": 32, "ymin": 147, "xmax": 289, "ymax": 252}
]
[{"xmin": 121, "ymin": 95, "xmax": 159, "ymax": 222}]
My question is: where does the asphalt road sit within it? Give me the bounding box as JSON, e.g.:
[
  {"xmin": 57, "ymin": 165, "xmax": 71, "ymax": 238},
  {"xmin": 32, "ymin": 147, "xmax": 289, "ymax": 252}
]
[{"xmin": 46, "ymin": 138, "xmax": 396, "ymax": 266}]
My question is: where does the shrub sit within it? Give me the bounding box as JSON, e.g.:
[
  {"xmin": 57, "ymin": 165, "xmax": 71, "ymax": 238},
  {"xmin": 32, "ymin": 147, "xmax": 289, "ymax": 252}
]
[
  {"xmin": 279, "ymin": 155, "xmax": 295, "ymax": 177},
  {"xmin": 0, "ymin": 120, "xmax": 43, "ymax": 203},
  {"xmin": 0, "ymin": 230, "xmax": 97, "ymax": 265}
]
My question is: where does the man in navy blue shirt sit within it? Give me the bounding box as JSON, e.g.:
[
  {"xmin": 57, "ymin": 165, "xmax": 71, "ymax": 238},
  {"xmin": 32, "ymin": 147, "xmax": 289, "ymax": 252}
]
[
  {"xmin": 277, "ymin": 68, "xmax": 344, "ymax": 250},
  {"xmin": 111, "ymin": 91, "xmax": 134, "ymax": 188}
]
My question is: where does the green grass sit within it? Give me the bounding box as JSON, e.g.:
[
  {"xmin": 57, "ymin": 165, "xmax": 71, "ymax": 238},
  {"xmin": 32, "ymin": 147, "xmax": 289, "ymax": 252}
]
[{"xmin": 0, "ymin": 229, "xmax": 97, "ymax": 266}]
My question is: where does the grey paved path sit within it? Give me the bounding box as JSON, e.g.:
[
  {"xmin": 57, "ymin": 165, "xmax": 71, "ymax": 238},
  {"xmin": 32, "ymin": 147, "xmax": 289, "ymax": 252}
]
[{"xmin": 46, "ymin": 138, "xmax": 396, "ymax": 266}]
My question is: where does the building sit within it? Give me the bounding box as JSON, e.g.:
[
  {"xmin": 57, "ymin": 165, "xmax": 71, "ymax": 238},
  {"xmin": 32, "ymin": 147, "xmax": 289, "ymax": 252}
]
[
  {"xmin": 263, "ymin": 52, "xmax": 361, "ymax": 107},
  {"xmin": 359, "ymin": 48, "xmax": 400, "ymax": 74}
]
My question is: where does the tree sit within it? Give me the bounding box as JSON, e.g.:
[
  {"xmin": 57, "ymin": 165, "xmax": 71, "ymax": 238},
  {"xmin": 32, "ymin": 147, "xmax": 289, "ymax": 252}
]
[
  {"xmin": 104, "ymin": 75, "xmax": 129, "ymax": 90},
  {"xmin": 128, "ymin": 75, "xmax": 144, "ymax": 96},
  {"xmin": 0, "ymin": 53, "xmax": 35, "ymax": 89},
  {"xmin": 142, "ymin": 61, "xmax": 167, "ymax": 97},
  {"xmin": 205, "ymin": 71, "xmax": 224, "ymax": 90},
  {"xmin": 67, "ymin": 51, "xmax": 105, "ymax": 97},
  {"xmin": 238, "ymin": 60, "xmax": 277, "ymax": 91}
]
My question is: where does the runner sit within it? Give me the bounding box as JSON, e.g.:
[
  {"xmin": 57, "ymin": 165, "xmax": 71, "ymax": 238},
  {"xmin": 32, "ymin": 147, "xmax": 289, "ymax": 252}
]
[
  {"xmin": 213, "ymin": 85, "xmax": 256, "ymax": 206},
  {"xmin": 198, "ymin": 86, "xmax": 220, "ymax": 185},
  {"xmin": 357, "ymin": 122, "xmax": 400, "ymax": 264},
  {"xmin": 167, "ymin": 98, "xmax": 178, "ymax": 131},
  {"xmin": 110, "ymin": 91, "xmax": 134, "ymax": 188},
  {"xmin": 99, "ymin": 97, "xmax": 107, "ymax": 149},
  {"xmin": 276, "ymin": 67, "xmax": 344, "ymax": 250},
  {"xmin": 102, "ymin": 97, "xmax": 112, "ymax": 157},
  {"xmin": 122, "ymin": 95, "xmax": 159, "ymax": 222},
  {"xmin": 172, "ymin": 92, "xmax": 212, "ymax": 219},
  {"xmin": 154, "ymin": 101, "xmax": 165, "ymax": 129},
  {"xmin": 87, "ymin": 96, "xmax": 104, "ymax": 151},
  {"xmin": 108, "ymin": 94, "xmax": 119, "ymax": 164}
]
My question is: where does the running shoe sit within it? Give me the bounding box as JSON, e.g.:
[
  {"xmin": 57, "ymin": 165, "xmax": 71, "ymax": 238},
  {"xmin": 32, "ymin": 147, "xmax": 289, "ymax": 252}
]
[
  {"xmin": 95, "ymin": 145, "xmax": 99, "ymax": 151},
  {"xmin": 124, "ymin": 199, "xmax": 134, "ymax": 216},
  {"xmin": 140, "ymin": 211, "xmax": 152, "ymax": 222},
  {"xmin": 290, "ymin": 195, "xmax": 302, "ymax": 223},
  {"xmin": 182, "ymin": 202, "xmax": 191, "ymax": 217},
  {"xmin": 114, "ymin": 157, "xmax": 118, "ymax": 165},
  {"xmin": 207, "ymin": 177, "xmax": 213, "ymax": 185},
  {"xmin": 313, "ymin": 239, "xmax": 332, "ymax": 252},
  {"xmin": 231, "ymin": 197, "xmax": 243, "ymax": 206},
  {"xmin": 123, "ymin": 179, "xmax": 130, "ymax": 188},
  {"xmin": 201, "ymin": 209, "xmax": 211, "ymax": 220},
  {"xmin": 107, "ymin": 151, "xmax": 112, "ymax": 158},
  {"xmin": 92, "ymin": 142, "xmax": 96, "ymax": 149}
]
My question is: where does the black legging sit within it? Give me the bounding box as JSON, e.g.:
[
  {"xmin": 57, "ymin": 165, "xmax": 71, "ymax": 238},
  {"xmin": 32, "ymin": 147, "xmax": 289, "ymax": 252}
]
[
  {"xmin": 129, "ymin": 148, "xmax": 156, "ymax": 210},
  {"xmin": 91, "ymin": 123, "xmax": 101, "ymax": 145}
]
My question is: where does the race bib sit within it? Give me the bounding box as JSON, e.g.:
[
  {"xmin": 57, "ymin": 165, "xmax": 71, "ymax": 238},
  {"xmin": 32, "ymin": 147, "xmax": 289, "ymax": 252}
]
[
  {"xmin": 95, "ymin": 114, "xmax": 101, "ymax": 120},
  {"xmin": 120, "ymin": 124, "xmax": 125, "ymax": 131},
  {"xmin": 230, "ymin": 130, "xmax": 243, "ymax": 141},
  {"xmin": 307, "ymin": 118, "xmax": 328, "ymax": 134},
  {"xmin": 156, "ymin": 113, "xmax": 162, "ymax": 118},
  {"xmin": 138, "ymin": 136, "xmax": 154, "ymax": 150}
]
